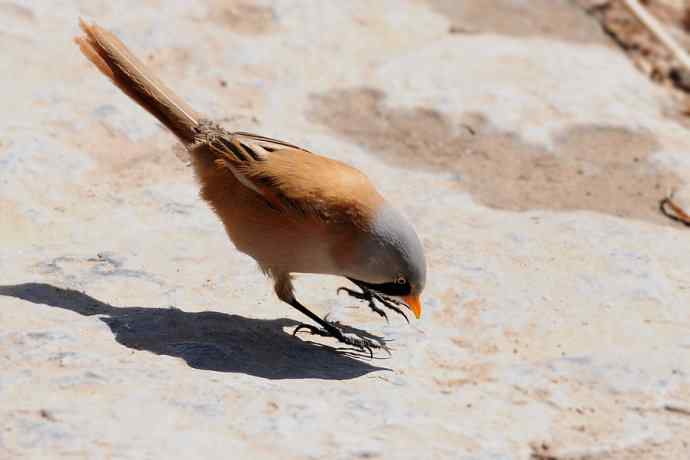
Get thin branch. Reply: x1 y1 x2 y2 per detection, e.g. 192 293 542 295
621 0 690 75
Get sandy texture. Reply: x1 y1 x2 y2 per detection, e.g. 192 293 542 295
2 1 690 459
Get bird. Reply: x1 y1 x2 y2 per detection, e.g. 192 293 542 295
74 19 427 355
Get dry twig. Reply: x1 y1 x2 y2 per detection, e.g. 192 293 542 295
621 0 690 76
659 191 690 226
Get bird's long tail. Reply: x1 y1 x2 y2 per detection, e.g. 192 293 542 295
74 19 200 144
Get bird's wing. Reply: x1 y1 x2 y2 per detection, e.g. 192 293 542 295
206 131 383 223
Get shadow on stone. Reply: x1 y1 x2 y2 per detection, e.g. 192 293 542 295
0 283 386 380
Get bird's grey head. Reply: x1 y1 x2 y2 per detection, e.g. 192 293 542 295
346 204 427 318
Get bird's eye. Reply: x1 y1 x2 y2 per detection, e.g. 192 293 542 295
395 275 407 285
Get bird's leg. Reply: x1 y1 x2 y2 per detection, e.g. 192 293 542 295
370 293 410 324
273 274 386 356
337 286 409 323
337 286 388 321
288 297 387 357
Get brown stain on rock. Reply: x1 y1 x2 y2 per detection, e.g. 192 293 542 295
146 47 193 74
0 2 35 23
207 1 276 35
73 122 188 196
427 0 611 45
309 87 680 225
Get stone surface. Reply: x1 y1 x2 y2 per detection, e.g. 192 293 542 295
2 1 690 458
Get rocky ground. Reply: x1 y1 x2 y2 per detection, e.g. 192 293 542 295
2 1 690 458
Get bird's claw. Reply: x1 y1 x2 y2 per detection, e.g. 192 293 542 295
293 323 330 338
368 302 389 322
338 286 409 323
338 286 389 322
373 294 409 324
293 322 388 357
337 286 366 300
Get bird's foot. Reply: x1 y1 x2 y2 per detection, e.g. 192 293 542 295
293 321 388 357
337 286 389 321
337 286 409 323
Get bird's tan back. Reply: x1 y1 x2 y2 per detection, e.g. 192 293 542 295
193 143 385 275
245 148 385 225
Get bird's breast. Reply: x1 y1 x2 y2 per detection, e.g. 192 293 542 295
194 165 344 275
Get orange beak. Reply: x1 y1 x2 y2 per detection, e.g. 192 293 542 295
403 294 422 319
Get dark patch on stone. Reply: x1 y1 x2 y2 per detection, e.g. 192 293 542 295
206 1 276 35
670 67 690 93
309 87 680 225
428 0 611 45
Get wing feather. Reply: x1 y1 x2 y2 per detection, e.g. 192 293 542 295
206 131 382 223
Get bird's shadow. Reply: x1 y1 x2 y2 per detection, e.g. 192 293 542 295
0 283 387 380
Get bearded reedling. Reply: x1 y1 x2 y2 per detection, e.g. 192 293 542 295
74 20 427 355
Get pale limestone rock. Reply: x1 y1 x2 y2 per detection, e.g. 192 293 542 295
1 1 689 459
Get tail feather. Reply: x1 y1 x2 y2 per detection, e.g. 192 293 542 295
75 19 200 143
